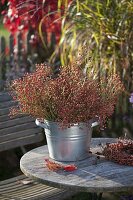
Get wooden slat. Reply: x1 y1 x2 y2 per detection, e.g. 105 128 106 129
0 122 38 135
0 133 44 152
2 184 52 195
0 103 18 116
0 175 26 186
0 107 11 116
0 37 6 82
0 91 44 151
0 175 76 200
0 195 11 200
0 116 36 129
9 34 14 63
0 114 26 122
0 128 42 142
0 114 12 122
0 92 12 102
0 100 17 109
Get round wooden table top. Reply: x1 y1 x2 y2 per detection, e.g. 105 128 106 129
20 138 133 193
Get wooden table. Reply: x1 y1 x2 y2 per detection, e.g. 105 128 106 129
20 138 133 200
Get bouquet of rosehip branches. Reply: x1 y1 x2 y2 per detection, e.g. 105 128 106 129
9 62 124 128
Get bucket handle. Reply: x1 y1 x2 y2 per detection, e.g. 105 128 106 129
91 121 99 128
90 118 99 128
35 119 49 129
35 118 99 129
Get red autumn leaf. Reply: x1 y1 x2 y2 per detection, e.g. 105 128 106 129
44 159 77 172
45 159 63 171
63 165 77 171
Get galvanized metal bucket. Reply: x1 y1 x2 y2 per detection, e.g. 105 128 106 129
35 119 98 162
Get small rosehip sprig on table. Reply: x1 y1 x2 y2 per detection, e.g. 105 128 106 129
45 159 77 172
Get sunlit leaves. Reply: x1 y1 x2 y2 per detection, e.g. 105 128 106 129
59 0 133 92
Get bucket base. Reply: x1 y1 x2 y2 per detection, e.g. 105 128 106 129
48 152 90 162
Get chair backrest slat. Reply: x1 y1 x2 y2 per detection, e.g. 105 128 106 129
0 100 17 109
0 128 40 142
0 92 12 102
0 121 37 135
0 91 44 152
0 116 37 130
0 133 43 152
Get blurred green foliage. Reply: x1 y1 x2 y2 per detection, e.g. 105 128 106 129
58 0 133 92
0 24 10 40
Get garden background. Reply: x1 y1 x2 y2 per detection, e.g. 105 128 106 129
0 0 133 200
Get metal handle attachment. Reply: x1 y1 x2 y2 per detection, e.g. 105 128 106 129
35 118 49 129
91 121 99 128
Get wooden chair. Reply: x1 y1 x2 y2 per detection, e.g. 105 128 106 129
0 91 76 200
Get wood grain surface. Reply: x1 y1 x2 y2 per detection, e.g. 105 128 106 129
20 138 133 193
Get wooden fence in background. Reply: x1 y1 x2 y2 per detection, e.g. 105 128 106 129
0 31 56 90
0 33 133 137
0 32 34 88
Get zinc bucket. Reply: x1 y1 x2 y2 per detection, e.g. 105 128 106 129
35 119 97 162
